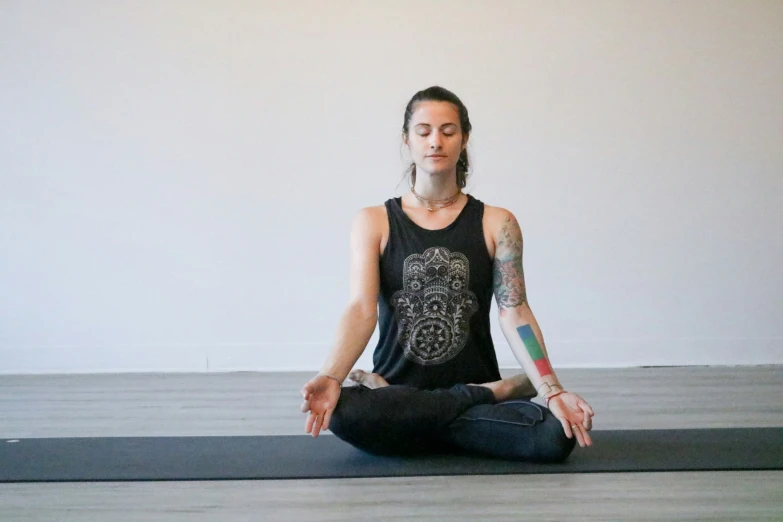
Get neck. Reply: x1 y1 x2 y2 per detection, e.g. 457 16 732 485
411 171 460 201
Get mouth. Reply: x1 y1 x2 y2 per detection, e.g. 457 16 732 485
427 155 447 159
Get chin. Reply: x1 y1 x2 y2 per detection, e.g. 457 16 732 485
418 165 454 177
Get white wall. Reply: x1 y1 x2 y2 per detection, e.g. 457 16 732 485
1 0 781 373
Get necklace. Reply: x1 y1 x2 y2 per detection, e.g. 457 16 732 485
410 186 463 212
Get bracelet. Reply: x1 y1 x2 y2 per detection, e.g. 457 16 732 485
317 372 343 387
544 390 566 408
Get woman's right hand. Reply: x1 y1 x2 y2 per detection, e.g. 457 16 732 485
300 374 342 437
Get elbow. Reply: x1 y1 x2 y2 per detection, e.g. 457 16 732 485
347 300 378 323
498 303 533 323
498 307 514 321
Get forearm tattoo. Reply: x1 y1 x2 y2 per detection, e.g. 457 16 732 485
515 325 562 395
516 324 553 379
492 215 528 308
536 381 564 396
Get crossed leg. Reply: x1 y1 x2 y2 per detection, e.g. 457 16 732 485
348 369 537 400
332 370 575 462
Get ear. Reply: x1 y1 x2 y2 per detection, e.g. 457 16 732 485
462 133 470 150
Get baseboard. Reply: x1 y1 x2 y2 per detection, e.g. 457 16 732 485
1 337 781 374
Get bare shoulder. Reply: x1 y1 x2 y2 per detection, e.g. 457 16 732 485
353 204 387 229
482 203 522 239
351 204 388 247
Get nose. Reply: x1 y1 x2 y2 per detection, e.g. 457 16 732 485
429 131 443 150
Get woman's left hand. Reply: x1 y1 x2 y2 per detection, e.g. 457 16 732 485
547 392 595 448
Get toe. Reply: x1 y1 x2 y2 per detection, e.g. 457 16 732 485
347 369 366 384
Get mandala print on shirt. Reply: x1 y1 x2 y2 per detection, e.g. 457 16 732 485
391 246 478 365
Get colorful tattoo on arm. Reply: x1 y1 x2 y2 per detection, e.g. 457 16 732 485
516 324 556 383
515 324 563 396
492 214 527 309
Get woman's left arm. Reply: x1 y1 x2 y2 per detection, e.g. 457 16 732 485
491 209 595 447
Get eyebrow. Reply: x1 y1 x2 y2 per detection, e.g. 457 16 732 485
414 123 459 129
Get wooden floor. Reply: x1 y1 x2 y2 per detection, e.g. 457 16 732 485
1 366 782 521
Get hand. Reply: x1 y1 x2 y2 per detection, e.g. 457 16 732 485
300 374 342 437
547 392 595 448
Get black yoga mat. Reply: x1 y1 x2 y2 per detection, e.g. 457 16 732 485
2 428 781 483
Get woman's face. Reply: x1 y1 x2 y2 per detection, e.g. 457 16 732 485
405 101 468 178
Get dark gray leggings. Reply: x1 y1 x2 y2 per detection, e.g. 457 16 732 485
328 383 576 462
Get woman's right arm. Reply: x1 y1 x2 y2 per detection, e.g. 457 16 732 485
301 207 382 437
319 206 382 379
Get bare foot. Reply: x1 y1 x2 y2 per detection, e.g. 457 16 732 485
476 373 537 402
347 369 390 390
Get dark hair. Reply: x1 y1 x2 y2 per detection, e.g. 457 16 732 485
402 86 472 189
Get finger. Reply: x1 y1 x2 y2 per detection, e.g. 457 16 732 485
300 399 310 413
559 418 573 439
305 412 315 434
582 428 593 447
581 412 592 431
581 401 595 417
322 407 333 432
578 403 594 426
572 424 587 448
312 412 324 438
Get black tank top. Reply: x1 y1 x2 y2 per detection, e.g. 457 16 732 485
371 194 501 390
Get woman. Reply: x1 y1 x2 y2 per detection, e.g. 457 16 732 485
300 86 595 461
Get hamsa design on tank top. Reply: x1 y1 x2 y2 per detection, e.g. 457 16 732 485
391 246 478 365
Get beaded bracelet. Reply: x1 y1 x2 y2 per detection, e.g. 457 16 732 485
544 390 566 408
317 372 343 387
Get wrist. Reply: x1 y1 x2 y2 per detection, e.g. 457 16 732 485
544 390 566 408
317 372 343 387
536 382 564 399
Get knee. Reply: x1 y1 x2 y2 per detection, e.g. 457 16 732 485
327 387 398 455
531 413 577 463
327 387 363 440
328 386 431 456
